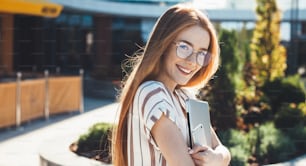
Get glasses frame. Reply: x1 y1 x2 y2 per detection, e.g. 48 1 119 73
173 41 211 67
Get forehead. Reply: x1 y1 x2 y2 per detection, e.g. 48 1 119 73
175 25 210 49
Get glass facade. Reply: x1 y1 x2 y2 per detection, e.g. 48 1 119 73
2 0 305 79
11 14 94 75
112 17 143 66
54 14 94 74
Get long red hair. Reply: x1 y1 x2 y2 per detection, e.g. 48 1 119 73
112 3 220 166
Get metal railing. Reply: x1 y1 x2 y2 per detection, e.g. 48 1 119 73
0 69 84 128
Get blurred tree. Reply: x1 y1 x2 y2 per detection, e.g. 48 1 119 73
235 0 288 130
249 0 287 86
198 29 244 130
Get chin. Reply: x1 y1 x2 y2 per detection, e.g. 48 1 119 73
177 79 190 86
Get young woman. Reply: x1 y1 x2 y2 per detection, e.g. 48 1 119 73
112 3 231 166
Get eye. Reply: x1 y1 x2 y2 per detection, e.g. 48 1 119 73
178 42 191 51
198 50 208 57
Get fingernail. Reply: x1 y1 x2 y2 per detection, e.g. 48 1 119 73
188 150 194 154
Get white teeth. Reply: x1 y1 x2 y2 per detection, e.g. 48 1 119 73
178 65 192 74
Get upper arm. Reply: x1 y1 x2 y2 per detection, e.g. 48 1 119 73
210 126 232 164
210 126 222 149
151 115 195 166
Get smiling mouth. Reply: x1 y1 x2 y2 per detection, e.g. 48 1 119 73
176 64 193 75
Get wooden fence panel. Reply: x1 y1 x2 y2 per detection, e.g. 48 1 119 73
0 82 16 128
20 79 45 122
49 76 81 114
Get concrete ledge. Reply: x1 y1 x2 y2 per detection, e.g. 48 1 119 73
264 154 306 166
39 136 107 166
38 103 118 166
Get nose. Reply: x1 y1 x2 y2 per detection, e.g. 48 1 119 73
185 52 198 65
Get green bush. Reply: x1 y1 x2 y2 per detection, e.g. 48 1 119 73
274 103 304 130
219 122 298 165
219 129 251 166
298 102 306 124
285 124 306 156
273 100 306 158
262 75 306 114
76 122 113 163
248 122 296 164
229 146 250 166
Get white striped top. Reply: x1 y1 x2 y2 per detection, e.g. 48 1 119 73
127 81 193 166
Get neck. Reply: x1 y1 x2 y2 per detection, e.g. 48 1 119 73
155 77 177 92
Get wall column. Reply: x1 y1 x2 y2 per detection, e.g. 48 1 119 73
0 13 14 73
93 15 112 79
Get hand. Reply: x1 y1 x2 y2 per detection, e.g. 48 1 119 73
188 144 224 166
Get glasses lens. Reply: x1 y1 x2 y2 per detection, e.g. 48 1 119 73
197 51 211 66
175 41 211 66
176 42 192 59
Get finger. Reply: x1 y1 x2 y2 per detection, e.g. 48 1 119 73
192 158 204 166
191 151 207 160
189 144 209 154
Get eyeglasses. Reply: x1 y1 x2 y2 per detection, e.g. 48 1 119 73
174 41 211 67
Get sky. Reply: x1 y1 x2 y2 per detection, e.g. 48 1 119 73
193 0 227 9
192 0 304 41
193 0 306 10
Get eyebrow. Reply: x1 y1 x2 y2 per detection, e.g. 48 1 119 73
179 39 208 51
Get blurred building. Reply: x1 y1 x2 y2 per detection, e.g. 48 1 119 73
0 0 305 80
0 0 62 77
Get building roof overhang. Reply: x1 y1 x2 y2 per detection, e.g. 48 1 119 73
51 0 306 22
0 0 63 18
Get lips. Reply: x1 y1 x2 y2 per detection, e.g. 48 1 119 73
176 64 193 75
